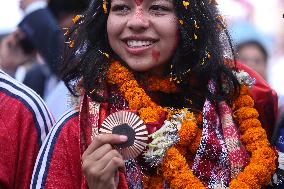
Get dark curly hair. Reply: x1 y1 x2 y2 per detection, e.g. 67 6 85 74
61 0 239 108
48 0 91 20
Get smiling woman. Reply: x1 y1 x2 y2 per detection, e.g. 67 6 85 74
107 0 178 73
30 0 278 188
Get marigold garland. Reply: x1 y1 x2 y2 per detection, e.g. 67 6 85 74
240 85 249 95
178 120 198 146
146 76 178 93
106 62 276 188
107 61 163 123
233 107 259 124
233 94 254 109
142 174 164 189
236 172 260 189
239 118 261 133
244 163 272 185
175 145 187 157
162 148 205 188
246 139 270 153
229 86 276 188
229 179 250 189
241 127 267 144
188 128 203 154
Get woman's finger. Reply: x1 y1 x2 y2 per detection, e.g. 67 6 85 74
89 143 113 161
83 134 127 159
94 149 123 171
101 156 125 182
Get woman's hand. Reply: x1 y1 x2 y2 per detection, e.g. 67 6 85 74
82 134 127 189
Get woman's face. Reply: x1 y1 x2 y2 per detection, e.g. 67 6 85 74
237 45 267 80
107 0 179 74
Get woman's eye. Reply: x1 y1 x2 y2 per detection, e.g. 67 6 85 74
149 5 171 12
111 5 130 14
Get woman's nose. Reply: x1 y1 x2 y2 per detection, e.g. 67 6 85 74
126 8 150 32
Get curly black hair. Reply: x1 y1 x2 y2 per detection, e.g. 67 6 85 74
61 0 239 108
48 0 91 20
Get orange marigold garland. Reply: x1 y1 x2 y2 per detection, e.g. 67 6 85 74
142 174 164 189
240 85 249 95
239 118 261 133
229 179 250 189
178 120 198 146
106 62 276 188
233 107 259 124
229 85 276 188
162 148 205 189
241 127 267 145
107 61 163 123
146 76 178 93
245 140 270 153
245 163 272 185
188 128 203 154
233 94 254 109
236 172 260 189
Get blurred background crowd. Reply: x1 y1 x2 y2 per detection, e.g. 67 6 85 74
218 0 284 113
0 0 283 118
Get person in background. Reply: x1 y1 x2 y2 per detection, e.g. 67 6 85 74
236 40 268 81
17 0 63 99
18 0 90 77
19 0 64 76
0 69 54 188
236 40 278 142
18 0 90 118
45 0 91 120
0 29 36 80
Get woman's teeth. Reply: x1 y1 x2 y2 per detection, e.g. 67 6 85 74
127 40 154 48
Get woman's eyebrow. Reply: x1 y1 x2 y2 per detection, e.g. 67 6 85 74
152 0 173 3
111 0 129 3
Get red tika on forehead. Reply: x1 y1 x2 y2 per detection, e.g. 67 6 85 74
135 0 143 6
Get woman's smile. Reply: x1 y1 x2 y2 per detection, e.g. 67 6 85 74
122 36 159 55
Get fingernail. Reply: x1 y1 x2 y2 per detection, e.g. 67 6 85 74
119 135 128 141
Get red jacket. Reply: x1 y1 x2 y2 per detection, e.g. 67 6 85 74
0 71 54 188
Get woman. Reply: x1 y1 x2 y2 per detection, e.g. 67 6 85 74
30 0 277 188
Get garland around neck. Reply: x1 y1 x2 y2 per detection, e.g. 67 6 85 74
106 61 276 188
